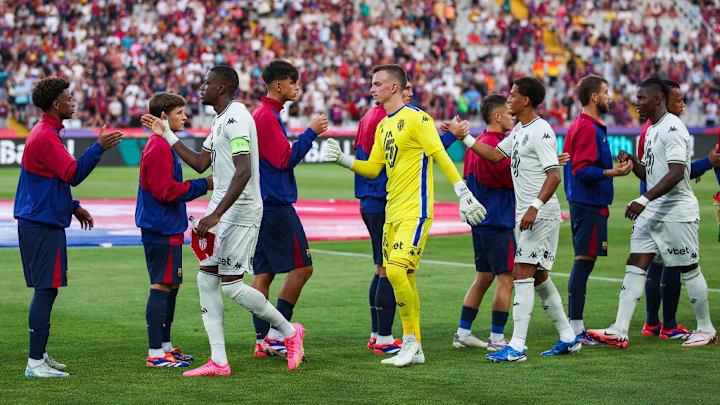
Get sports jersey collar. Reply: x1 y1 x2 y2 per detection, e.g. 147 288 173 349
41 113 64 133
261 97 284 113
521 116 540 128
386 104 406 118
650 112 669 127
216 100 238 118
483 130 506 140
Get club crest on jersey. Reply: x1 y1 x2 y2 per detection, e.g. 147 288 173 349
522 134 529 145
397 119 405 132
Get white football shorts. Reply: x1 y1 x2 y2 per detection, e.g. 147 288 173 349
514 218 561 271
630 216 699 267
199 222 259 276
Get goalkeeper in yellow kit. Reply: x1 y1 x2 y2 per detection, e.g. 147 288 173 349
324 64 487 367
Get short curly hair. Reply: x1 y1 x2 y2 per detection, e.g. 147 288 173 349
149 92 186 118
32 77 70 111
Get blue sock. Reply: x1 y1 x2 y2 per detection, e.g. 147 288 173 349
459 306 478 331
163 288 178 344
645 262 663 326
369 274 380 335
375 276 396 336
146 289 169 351
661 266 682 330
568 259 594 320
268 298 295 335
491 310 509 334
28 288 57 360
252 314 271 341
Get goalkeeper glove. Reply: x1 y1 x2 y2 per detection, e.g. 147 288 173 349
323 138 354 169
454 181 486 226
162 119 179 146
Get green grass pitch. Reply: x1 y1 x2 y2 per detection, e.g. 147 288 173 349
0 163 719 404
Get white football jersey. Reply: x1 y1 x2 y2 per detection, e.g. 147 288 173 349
202 101 262 225
640 113 699 222
497 117 561 222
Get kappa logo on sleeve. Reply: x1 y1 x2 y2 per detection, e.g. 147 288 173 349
227 118 237 125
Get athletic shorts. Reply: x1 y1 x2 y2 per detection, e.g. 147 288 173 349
254 205 312 275
200 222 259 276
514 218 561 271
630 216 699 267
570 204 608 257
19 226 68 289
472 230 515 275
361 211 385 266
382 217 433 270
144 234 184 285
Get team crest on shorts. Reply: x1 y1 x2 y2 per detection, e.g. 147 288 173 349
397 119 405 132
306 249 312 259
178 267 183 277
602 241 608 250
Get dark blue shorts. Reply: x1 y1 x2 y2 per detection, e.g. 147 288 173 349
254 205 312 275
472 230 515 275
361 211 385 266
570 204 608 257
19 226 68 289
143 234 184 285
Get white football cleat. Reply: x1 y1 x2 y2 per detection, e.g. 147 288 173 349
682 330 719 347
412 350 425 364
44 354 67 370
381 335 420 367
25 362 69 378
453 333 488 348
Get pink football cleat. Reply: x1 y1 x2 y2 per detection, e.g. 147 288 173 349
182 358 231 376
285 323 305 371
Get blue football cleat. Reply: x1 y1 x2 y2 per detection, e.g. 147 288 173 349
576 331 599 346
168 348 194 361
541 337 582 356
486 345 527 362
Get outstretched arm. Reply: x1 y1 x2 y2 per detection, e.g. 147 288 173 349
458 134 506 163
196 153 250 237
141 114 212 173
324 138 384 178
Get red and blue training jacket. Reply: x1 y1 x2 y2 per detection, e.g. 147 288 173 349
563 113 613 215
14 114 105 228
252 97 317 211
464 130 515 234
135 134 208 243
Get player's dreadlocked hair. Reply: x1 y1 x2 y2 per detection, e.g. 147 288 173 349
513 76 546 108
31 77 69 111
639 77 669 102
261 60 299 85
480 94 508 124
149 92 186 118
371 64 407 91
210 65 240 94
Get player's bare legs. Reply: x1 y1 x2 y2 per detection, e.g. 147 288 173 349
278 265 313 304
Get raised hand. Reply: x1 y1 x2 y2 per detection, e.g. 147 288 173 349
97 124 123 149
323 138 353 168
141 114 165 136
310 113 329 134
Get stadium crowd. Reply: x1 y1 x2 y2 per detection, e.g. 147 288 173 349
0 0 719 129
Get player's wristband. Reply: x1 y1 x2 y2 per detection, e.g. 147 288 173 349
461 135 476 149
162 119 179 146
530 198 544 210
631 195 650 207
338 154 354 169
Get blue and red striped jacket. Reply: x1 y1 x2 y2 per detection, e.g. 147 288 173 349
563 113 613 214
464 130 515 234
252 97 317 210
354 105 388 213
135 134 208 243
14 114 105 228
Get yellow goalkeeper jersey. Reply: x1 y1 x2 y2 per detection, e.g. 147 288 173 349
367 104 445 223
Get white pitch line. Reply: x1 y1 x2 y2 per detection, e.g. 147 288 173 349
312 248 720 293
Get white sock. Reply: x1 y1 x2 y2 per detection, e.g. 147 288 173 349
376 335 394 346
569 319 585 336
535 278 575 343
198 270 227 365
509 278 535 351
148 348 165 358
682 267 716 333
416 342 423 353
614 265 647 336
28 358 44 368
162 342 173 352
456 327 471 338
370 332 378 339
221 279 296 338
267 328 284 341
489 332 505 343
